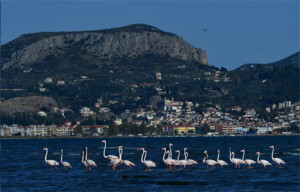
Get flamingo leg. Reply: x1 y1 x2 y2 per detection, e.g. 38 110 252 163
55 166 59 170
112 165 116 170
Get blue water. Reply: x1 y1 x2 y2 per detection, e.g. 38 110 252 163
1 136 300 191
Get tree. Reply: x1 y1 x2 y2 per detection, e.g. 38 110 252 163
288 123 299 133
220 67 228 72
107 123 118 136
73 125 83 135
202 123 211 135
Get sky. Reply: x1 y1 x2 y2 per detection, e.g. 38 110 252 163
1 0 299 70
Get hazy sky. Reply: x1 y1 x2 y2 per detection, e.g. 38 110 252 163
1 0 299 69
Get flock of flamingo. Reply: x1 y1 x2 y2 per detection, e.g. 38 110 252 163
43 140 286 171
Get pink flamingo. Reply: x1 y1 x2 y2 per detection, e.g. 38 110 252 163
140 148 156 170
109 146 123 170
119 146 135 168
229 147 245 168
240 149 256 168
216 149 228 168
43 148 59 170
269 146 286 167
85 147 97 171
167 143 176 168
161 147 169 167
102 140 119 161
60 149 72 170
185 148 198 166
203 151 217 168
256 151 272 168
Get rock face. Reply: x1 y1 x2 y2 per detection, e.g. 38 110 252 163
1 24 208 70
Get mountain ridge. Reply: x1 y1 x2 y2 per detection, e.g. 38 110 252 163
1 24 208 70
237 51 300 70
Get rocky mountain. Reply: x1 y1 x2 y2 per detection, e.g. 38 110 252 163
0 24 299 124
1 24 207 70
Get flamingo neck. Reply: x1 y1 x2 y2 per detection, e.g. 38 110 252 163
184 152 188 161
82 152 84 163
203 153 207 163
119 148 123 160
169 145 172 158
185 152 189 159
176 151 180 161
61 150 63 162
103 141 107 158
141 150 145 163
144 151 147 162
271 147 274 160
85 148 88 161
162 149 166 161
242 151 245 161
217 151 220 161
229 149 232 160
257 153 260 163
44 149 48 163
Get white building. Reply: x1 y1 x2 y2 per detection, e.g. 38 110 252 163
79 107 94 116
44 78 53 83
37 111 47 117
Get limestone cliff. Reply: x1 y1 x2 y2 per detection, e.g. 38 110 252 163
1 24 208 70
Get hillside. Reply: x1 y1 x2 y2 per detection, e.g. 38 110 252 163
238 51 300 70
0 24 299 124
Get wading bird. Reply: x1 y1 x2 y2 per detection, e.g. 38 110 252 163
269 146 286 167
60 149 72 170
256 151 272 168
119 146 135 168
216 149 228 168
240 149 256 168
85 147 97 171
140 148 156 170
203 151 217 168
43 148 59 170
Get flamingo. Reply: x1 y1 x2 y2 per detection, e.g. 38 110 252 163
203 151 217 168
119 146 135 168
256 151 272 168
60 149 72 170
229 147 245 168
43 148 59 170
109 146 123 170
161 147 169 167
140 148 156 169
185 148 198 166
269 146 286 167
167 143 176 167
102 140 119 161
180 148 190 168
174 150 181 167
216 149 228 168
81 151 88 170
175 150 189 168
85 147 97 171
240 149 256 168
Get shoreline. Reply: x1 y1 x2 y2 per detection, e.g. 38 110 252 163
1 134 299 139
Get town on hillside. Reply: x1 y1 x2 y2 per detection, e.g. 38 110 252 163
1 97 299 137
